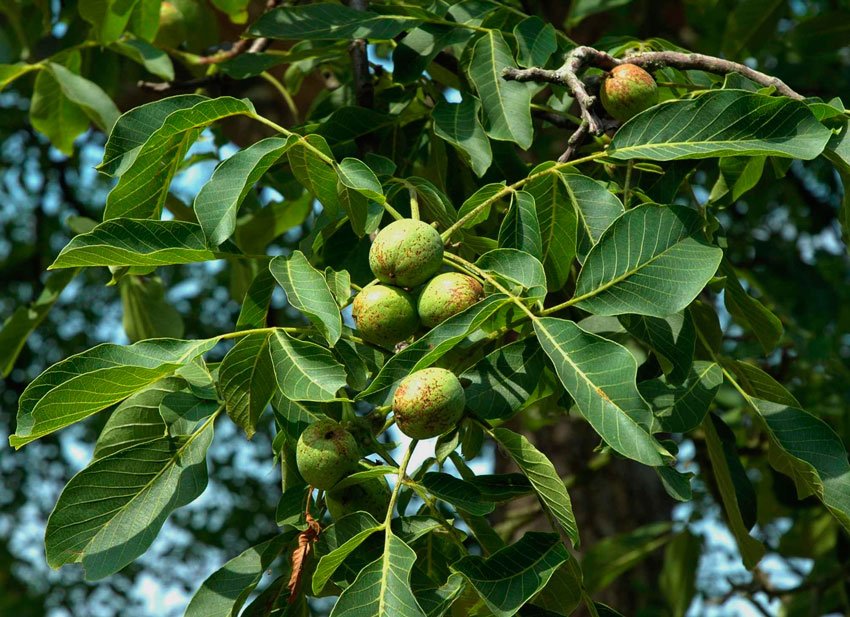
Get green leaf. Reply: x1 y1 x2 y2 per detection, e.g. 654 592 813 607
269 251 342 345
659 530 700 617
609 90 833 161
620 312 695 384
324 267 352 308
432 98 493 177
337 157 384 235
329 533 425 617
574 204 723 317
415 573 466 617
727 361 850 534
219 334 275 439
457 182 506 228
469 474 534 502
338 157 384 202
287 133 341 216
312 512 383 594
236 268 276 330
120 275 184 342
195 136 296 246
513 16 557 68
104 97 256 220
79 0 137 44
0 268 77 377
11 338 216 448
558 169 625 262
491 428 579 545
358 294 510 399
185 534 292 617
477 248 547 302
656 466 694 502
721 260 783 353
534 317 670 466
498 190 543 262
44 414 216 580
702 413 765 569
0 62 40 91
30 66 89 155
100 94 207 176
468 30 534 149
269 329 347 401
566 0 634 26
50 219 217 269
45 63 120 132
393 24 471 84
452 532 570 617
708 156 766 203
250 3 421 40
524 166 578 289
421 472 495 516
462 339 546 421
722 0 784 57
582 522 671 593
92 378 180 460
110 38 175 80
640 361 723 433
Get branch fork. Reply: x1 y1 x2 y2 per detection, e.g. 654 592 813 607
503 45 804 161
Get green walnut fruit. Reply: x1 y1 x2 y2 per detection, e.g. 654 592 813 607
352 285 419 349
369 219 444 288
417 272 484 328
296 420 361 489
393 368 465 439
600 63 658 122
326 477 391 520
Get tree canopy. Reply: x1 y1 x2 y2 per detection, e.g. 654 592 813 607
2 1 850 616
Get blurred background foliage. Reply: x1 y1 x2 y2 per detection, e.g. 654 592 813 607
1 0 850 616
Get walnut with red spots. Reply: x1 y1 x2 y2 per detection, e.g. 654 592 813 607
393 368 465 439
600 64 658 122
296 420 361 489
352 284 419 349
368 219 444 288
417 272 484 328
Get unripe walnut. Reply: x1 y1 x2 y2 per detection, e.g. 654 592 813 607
369 219 444 288
417 272 484 328
296 420 361 489
393 368 465 439
326 477 391 520
352 285 419 349
600 64 658 122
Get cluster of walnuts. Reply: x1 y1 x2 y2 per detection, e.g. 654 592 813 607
294 219 483 519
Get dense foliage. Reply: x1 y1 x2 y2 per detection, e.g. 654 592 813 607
2 1 850 616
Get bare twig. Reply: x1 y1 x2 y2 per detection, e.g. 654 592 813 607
137 76 215 92
197 0 281 65
503 45 805 146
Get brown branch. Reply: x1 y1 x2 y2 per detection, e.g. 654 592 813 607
347 0 374 109
503 45 806 145
197 0 281 65
137 76 215 92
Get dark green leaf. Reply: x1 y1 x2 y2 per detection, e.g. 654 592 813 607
574 205 722 317
498 191 543 262
640 361 722 433
269 251 342 345
513 16 557 68
421 472 495 516
491 428 579 545
195 136 296 246
11 338 216 448
534 317 670 466
269 329 347 401
609 90 832 161
219 334 275 438
432 98 493 177
50 219 217 269
452 532 570 617
250 3 420 40
582 522 671 593
468 30 534 149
